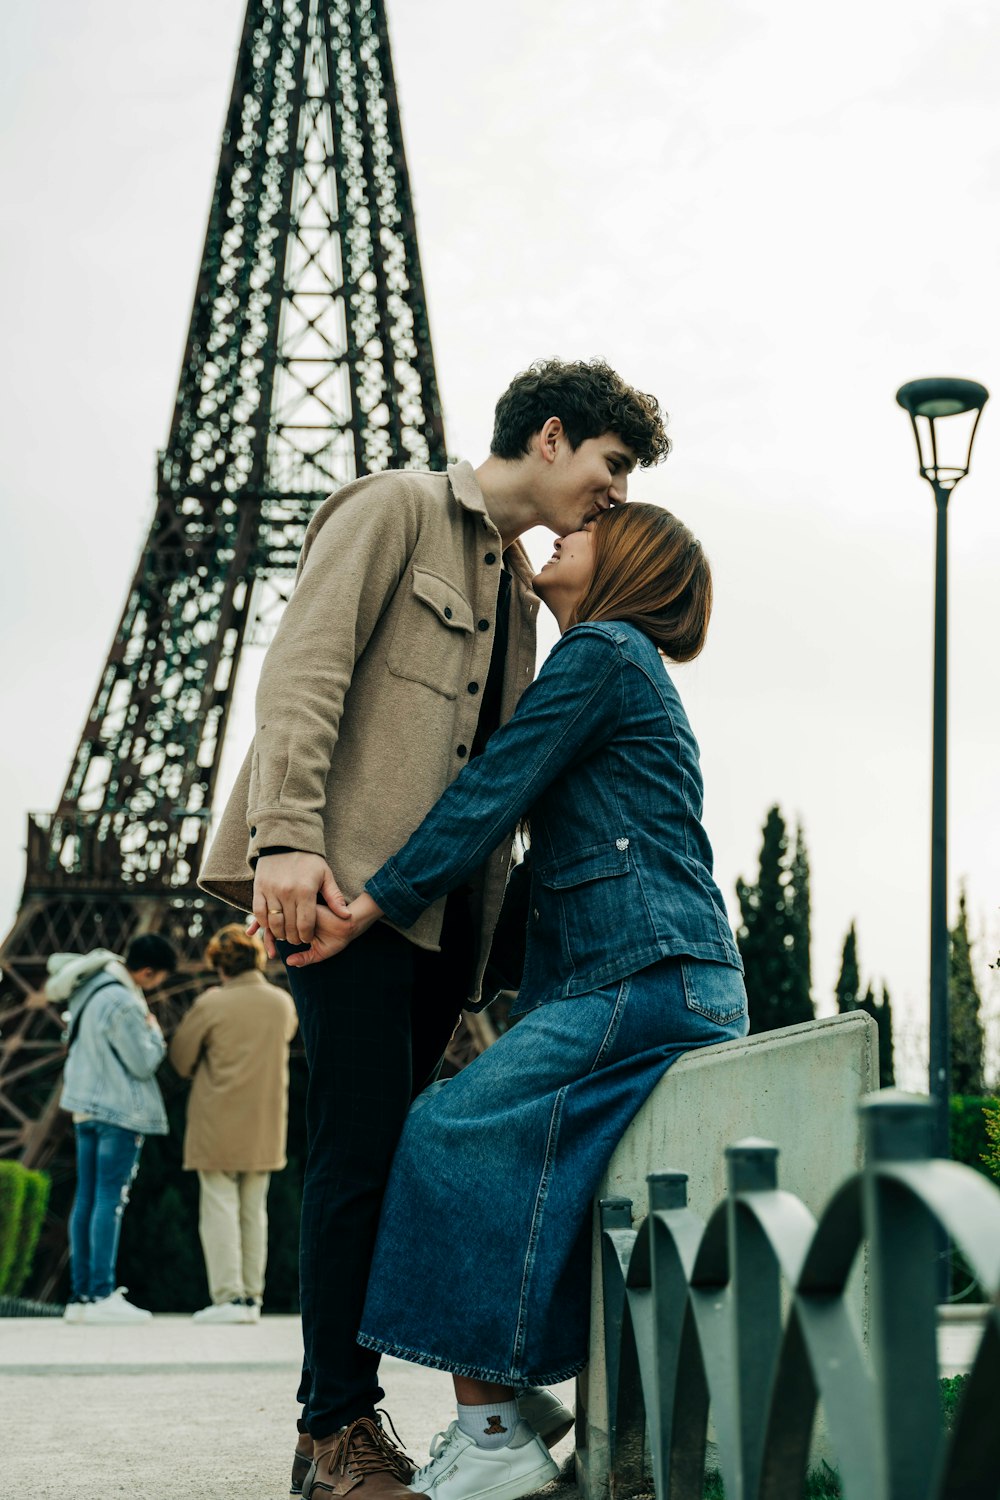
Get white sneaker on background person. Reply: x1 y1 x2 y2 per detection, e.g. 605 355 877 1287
411 1419 558 1500
61 1299 89 1324
191 1297 256 1324
79 1287 152 1324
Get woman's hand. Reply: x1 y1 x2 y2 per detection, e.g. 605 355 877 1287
283 892 385 969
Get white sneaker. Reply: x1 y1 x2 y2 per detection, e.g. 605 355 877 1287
411 1419 558 1500
515 1388 574 1448
191 1298 256 1324
62 1300 89 1324
79 1288 152 1324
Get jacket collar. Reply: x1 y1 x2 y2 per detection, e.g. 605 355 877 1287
447 460 488 518
447 461 539 598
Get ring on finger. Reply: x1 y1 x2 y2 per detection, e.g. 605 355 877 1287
268 908 285 919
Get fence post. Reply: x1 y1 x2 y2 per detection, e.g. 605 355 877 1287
599 1195 635 1480
726 1139 782 1500
861 1093 942 1497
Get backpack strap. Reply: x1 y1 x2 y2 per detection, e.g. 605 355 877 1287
64 976 121 1051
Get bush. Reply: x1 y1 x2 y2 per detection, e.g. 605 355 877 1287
0 1161 28 1294
949 1096 995 1178
981 1099 1000 1184
947 1097 996 1300
115 1085 209 1312
0 1161 50 1297
5 1168 50 1298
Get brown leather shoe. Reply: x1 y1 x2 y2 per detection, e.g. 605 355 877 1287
303 1415 415 1500
292 1431 315 1497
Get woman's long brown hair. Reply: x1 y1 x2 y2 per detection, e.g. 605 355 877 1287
569 503 713 661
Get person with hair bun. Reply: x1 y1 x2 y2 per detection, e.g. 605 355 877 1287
169 924 297 1324
277 502 748 1500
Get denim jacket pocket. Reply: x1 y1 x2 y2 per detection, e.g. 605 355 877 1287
537 842 634 979
538 841 631 889
680 958 748 1025
387 567 473 699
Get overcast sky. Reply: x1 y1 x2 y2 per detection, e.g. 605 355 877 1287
1 0 998 1086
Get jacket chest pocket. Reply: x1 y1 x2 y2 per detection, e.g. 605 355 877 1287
386 567 474 699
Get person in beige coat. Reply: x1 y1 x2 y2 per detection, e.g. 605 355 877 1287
169 925 298 1325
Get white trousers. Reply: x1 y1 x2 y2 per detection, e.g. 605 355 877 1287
197 1169 271 1305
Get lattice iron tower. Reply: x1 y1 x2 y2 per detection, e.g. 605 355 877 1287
0 1 490 1190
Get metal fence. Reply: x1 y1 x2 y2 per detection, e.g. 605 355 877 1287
599 1092 1000 1499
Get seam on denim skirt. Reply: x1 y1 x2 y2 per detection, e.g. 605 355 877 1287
589 974 631 1074
511 1085 566 1369
356 1331 586 1388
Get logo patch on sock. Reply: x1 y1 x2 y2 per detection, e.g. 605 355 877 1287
484 1416 508 1435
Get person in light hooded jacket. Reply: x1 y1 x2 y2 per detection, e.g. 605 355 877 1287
50 932 177 1323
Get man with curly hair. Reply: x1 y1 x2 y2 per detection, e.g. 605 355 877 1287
199 358 669 1500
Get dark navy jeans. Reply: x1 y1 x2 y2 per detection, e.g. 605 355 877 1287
69 1119 144 1301
281 896 473 1438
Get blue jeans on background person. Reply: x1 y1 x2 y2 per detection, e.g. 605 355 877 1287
69 1119 144 1302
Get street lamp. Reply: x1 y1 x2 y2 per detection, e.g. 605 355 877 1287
895 376 989 1166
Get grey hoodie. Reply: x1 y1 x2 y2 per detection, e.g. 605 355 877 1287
51 950 168 1135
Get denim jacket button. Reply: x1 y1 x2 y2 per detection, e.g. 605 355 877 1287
615 837 630 850
533 908 540 921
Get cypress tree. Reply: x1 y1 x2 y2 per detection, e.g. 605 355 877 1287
878 983 895 1087
835 924 860 1013
950 889 985 1095
834 928 895 1086
790 826 813 1015
736 806 814 1033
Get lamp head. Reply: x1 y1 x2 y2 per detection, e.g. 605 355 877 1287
896 376 989 493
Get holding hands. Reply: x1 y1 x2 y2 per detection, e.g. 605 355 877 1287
249 850 382 966
283 892 382 967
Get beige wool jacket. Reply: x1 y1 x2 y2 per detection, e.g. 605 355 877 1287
199 462 539 1004
169 970 298 1172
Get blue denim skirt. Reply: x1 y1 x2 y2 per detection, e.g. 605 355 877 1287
357 955 748 1386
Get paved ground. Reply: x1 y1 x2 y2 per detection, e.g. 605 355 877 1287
0 1315 578 1500
0 1306 983 1498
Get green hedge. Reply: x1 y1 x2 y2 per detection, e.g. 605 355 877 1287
949 1095 995 1178
0 1161 51 1296
948 1097 996 1300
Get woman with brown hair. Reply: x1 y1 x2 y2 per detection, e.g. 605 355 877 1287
169 924 297 1324
274 503 746 1500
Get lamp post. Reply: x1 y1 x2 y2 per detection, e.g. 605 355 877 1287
895 377 989 1168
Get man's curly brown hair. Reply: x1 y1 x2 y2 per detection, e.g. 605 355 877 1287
490 358 671 468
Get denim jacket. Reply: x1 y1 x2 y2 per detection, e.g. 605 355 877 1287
51 951 168 1135
367 621 742 1011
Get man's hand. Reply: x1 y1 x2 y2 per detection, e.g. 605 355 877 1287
251 852 350 955
285 892 384 969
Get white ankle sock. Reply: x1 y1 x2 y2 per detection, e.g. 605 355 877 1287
456 1400 520 1449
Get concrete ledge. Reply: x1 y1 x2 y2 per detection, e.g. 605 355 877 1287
576 1011 878 1500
